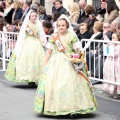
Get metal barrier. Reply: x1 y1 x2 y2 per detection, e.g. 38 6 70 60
0 31 51 71
1 32 120 86
81 39 120 86
0 32 19 71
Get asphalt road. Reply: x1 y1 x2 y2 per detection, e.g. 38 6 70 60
0 71 120 120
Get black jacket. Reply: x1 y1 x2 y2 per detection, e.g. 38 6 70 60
52 4 58 14
5 8 23 24
39 14 50 21
78 31 92 48
21 8 30 21
77 11 86 24
53 6 67 15
85 32 103 52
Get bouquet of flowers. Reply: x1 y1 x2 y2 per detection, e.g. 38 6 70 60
69 52 85 64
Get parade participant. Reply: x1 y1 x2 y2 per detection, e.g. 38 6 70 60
5 10 47 87
103 32 120 99
34 14 97 118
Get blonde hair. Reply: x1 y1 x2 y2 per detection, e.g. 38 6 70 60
6 0 13 5
14 1 23 9
69 2 80 15
94 21 103 32
39 6 46 14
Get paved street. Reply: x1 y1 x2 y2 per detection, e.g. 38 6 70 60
0 71 120 120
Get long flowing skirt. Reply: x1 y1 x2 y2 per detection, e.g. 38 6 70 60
5 36 45 82
34 52 97 116
103 58 120 94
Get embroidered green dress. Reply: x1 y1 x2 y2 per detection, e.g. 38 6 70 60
5 22 45 82
34 31 97 116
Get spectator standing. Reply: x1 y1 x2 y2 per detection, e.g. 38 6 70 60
77 0 86 24
104 0 119 23
96 0 106 22
4 0 13 16
51 0 57 14
0 0 23 24
54 0 67 15
38 6 49 21
68 2 80 24
21 0 31 21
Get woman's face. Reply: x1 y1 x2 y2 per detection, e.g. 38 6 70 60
5 1 10 7
14 2 19 10
29 12 37 23
101 2 107 9
80 25 87 34
57 20 68 34
112 33 118 41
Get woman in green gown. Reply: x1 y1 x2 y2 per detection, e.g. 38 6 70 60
5 10 46 87
34 15 97 117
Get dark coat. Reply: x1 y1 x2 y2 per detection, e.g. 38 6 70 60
53 6 67 15
78 31 92 48
5 8 23 24
21 8 30 21
93 31 112 79
39 14 50 21
52 4 58 14
77 11 86 24
89 32 103 51
97 8 106 18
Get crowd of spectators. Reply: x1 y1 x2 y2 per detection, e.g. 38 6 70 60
0 0 120 87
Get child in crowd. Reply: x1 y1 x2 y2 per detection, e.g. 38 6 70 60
12 20 23 32
103 32 120 98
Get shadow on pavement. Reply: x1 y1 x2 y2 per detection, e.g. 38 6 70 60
35 113 97 119
11 84 37 89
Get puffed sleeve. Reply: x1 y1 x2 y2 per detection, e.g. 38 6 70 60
72 35 82 50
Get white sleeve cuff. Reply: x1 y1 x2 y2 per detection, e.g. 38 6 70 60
73 41 81 49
